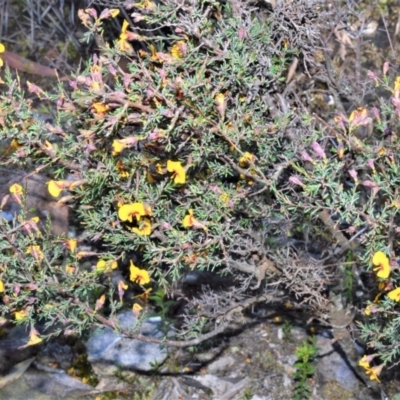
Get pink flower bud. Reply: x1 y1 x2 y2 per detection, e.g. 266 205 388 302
311 142 326 159
348 169 358 182
367 70 378 81
383 61 390 76
301 151 314 163
289 176 304 187
366 159 375 171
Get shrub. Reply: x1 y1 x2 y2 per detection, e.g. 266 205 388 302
1 0 398 384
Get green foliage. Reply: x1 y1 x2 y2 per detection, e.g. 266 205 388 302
292 336 318 400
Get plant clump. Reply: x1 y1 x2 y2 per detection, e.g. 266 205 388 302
1 0 400 389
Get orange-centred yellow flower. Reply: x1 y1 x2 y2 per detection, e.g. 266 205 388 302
387 287 400 302
372 251 390 279
167 160 186 184
129 261 150 285
118 203 146 222
132 217 152 236
365 364 383 382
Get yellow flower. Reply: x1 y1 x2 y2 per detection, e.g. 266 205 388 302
112 136 142 156
118 202 146 223
112 140 126 156
96 259 118 272
117 20 133 53
26 329 43 347
66 238 77 253
116 160 129 178
65 265 75 274
170 41 186 58
372 251 390 279
132 217 152 236
135 0 156 10
387 287 400 302
0 43 5 67
394 76 400 96
359 355 370 369
129 261 150 285
92 102 109 115
132 303 143 317
239 152 255 167
365 364 383 382
26 245 44 263
182 209 207 230
47 180 67 197
364 304 374 316
135 288 152 301
9 183 23 195
183 209 197 228
15 309 29 320
0 280 4 293
167 160 186 184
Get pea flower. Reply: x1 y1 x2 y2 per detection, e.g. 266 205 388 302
25 328 43 347
167 160 186 184
372 251 390 279
118 203 146 223
117 20 133 53
112 136 141 156
365 364 383 382
9 183 23 205
65 238 77 253
182 209 207 230
359 354 377 369
215 93 227 119
129 261 150 285
132 217 152 236
239 152 255 167
95 294 106 312
348 107 372 130
170 41 187 58
387 287 400 302
9 183 23 195
92 102 109 116
47 179 84 198
97 259 118 272
132 303 143 317
15 309 29 321
118 280 128 301
26 245 44 264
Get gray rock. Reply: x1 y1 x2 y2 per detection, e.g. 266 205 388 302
86 311 170 374
316 331 362 391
